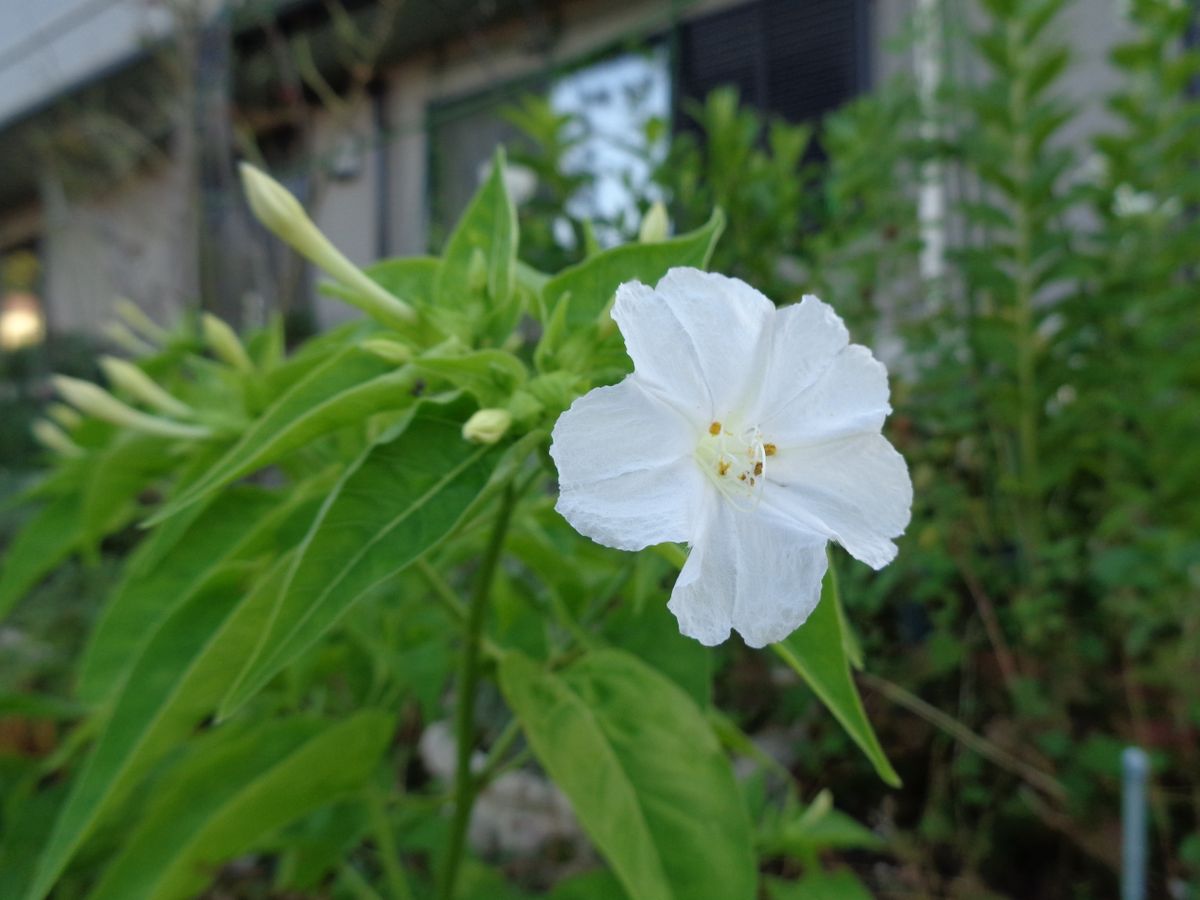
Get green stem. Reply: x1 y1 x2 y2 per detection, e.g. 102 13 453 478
860 671 1066 801
338 862 386 900
438 484 517 900
416 558 503 661
366 789 414 900
474 718 523 789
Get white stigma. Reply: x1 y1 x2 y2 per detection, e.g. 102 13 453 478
694 420 775 509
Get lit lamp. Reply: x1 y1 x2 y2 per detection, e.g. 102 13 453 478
0 291 46 350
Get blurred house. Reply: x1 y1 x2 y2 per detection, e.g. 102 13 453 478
0 0 1130 344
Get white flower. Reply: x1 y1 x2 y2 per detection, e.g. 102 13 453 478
549 268 912 648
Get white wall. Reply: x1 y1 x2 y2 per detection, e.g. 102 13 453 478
0 0 173 129
41 154 195 335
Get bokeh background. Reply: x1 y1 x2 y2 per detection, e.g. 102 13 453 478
1 0 1198 897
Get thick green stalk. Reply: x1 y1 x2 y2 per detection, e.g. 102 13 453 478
438 485 517 900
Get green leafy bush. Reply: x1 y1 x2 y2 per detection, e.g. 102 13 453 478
0 147 892 899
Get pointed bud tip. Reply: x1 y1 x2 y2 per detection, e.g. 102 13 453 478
239 162 308 237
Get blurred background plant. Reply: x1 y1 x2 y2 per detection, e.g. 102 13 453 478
1 0 1199 897
506 0 1200 894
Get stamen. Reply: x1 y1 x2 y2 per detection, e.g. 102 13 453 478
694 421 772 510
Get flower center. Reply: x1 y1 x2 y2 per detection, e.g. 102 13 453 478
694 421 776 508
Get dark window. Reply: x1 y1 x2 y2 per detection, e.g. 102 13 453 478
676 0 868 126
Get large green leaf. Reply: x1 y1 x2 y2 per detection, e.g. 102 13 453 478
500 649 757 900
79 432 179 559
541 209 725 332
87 711 393 900
0 494 83 620
76 479 329 706
434 147 519 341
366 255 440 305
219 399 505 716
0 779 68 900
24 555 293 900
765 871 872 900
147 347 417 525
772 566 900 787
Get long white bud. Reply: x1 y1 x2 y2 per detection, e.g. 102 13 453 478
99 356 193 418
239 163 415 327
53 375 211 441
47 403 82 430
114 298 169 344
103 321 156 356
31 420 83 457
361 339 413 364
201 314 255 374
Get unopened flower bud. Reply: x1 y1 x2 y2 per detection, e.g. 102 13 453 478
53 375 211 441
638 201 670 244
31 419 83 457
462 408 512 445
100 355 192 418
103 321 156 356
114 298 168 344
201 314 255 373
239 163 415 327
361 339 413 364
47 403 82 430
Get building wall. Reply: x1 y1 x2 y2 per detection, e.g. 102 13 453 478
0 0 1142 337
309 0 694 329
40 153 195 335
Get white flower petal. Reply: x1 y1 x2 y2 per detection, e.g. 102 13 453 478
749 295 849 421
669 498 829 648
612 268 773 425
763 433 912 569
550 377 704 551
758 344 891 446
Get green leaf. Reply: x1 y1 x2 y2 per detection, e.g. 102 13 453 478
76 479 330 706
147 347 416 525
24 555 294 900
87 711 393 900
541 209 725 333
415 348 528 407
765 870 873 900
772 566 900 787
500 649 756 900
548 870 629 900
79 433 178 559
365 255 441 306
219 398 505 716
434 147 519 341
0 494 83 620
0 779 68 900
759 791 884 859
